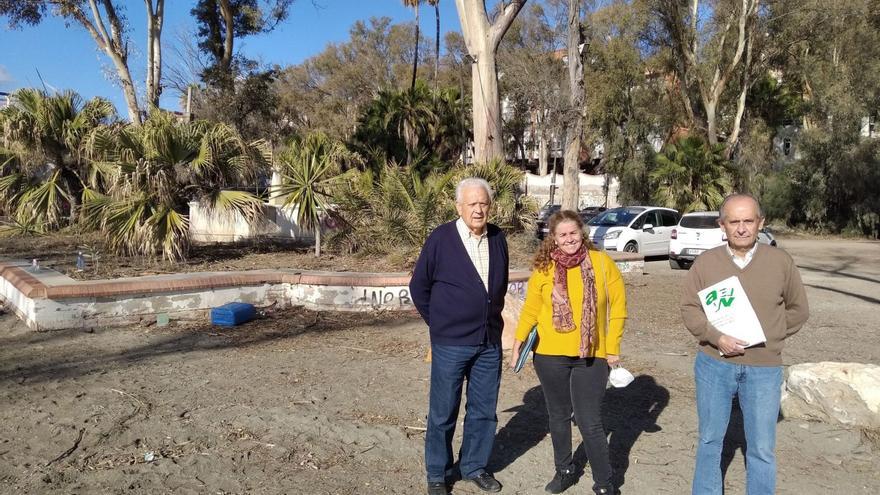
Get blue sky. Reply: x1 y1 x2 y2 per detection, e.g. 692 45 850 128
0 0 462 115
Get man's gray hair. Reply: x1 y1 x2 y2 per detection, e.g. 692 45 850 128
718 193 764 221
455 177 494 203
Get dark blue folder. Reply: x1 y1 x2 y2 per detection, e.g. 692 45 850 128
514 325 538 373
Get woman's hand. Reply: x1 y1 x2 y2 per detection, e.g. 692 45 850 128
606 354 620 367
509 340 523 370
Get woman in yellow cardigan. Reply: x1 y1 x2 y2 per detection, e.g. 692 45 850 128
511 210 627 495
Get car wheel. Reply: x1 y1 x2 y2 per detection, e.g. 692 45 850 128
623 241 638 253
669 259 683 270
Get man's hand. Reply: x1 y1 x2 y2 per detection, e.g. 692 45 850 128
718 335 748 356
509 340 522 369
606 354 620 367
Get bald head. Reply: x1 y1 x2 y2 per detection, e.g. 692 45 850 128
718 194 765 255
719 194 763 222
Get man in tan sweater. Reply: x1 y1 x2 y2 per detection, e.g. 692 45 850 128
681 194 809 495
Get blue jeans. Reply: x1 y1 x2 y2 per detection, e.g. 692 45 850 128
426 342 502 482
693 351 783 495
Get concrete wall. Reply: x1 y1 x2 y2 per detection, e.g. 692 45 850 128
523 172 620 208
189 201 314 243
0 254 643 332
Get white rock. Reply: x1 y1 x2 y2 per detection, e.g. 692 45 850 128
782 362 880 430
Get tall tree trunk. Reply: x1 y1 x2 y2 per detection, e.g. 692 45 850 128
694 0 758 146
538 129 549 176
68 0 142 123
727 30 753 158
314 225 322 257
219 0 234 74
145 0 165 111
454 0 526 163
470 54 504 162
433 2 441 90
411 1 420 90
562 0 584 211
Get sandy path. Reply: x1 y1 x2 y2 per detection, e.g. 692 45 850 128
0 238 877 494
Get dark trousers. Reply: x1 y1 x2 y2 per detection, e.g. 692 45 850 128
534 353 613 491
425 342 502 482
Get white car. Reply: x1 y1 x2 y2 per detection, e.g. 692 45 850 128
587 206 681 256
668 211 778 269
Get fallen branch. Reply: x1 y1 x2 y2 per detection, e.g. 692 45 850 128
46 428 85 466
403 425 427 431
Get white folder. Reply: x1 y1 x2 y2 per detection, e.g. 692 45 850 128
697 275 766 347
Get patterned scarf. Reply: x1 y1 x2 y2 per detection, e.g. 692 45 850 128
550 245 598 358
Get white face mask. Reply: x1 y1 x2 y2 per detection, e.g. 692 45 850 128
608 366 635 388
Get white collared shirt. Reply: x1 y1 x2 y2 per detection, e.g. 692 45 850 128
726 242 759 269
455 218 490 291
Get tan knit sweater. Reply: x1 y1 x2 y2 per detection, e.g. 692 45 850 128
681 244 810 366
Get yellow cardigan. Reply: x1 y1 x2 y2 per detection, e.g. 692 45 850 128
514 249 627 358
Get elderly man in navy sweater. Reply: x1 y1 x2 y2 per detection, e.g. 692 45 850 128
410 177 510 495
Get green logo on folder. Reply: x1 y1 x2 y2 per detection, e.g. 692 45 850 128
705 288 735 312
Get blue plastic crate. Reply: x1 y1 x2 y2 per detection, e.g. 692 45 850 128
211 302 256 326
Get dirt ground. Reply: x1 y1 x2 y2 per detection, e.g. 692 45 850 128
0 231 539 279
0 237 878 494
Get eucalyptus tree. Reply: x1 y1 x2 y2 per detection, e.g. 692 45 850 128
648 0 762 150
498 1 567 176
560 0 585 210
453 0 527 162
0 1 168 123
747 0 880 235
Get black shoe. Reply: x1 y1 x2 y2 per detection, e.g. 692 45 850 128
545 468 577 494
594 487 619 495
465 472 502 493
427 481 447 495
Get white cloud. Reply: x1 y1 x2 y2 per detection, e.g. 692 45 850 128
0 65 12 84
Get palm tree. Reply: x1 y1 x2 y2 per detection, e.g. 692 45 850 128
403 0 422 90
82 112 270 261
0 88 115 227
456 160 537 231
274 132 354 257
650 135 734 213
385 82 437 166
428 87 470 164
428 0 440 88
329 164 456 254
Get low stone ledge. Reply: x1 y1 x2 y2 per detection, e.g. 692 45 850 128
0 262 47 298
0 253 645 331
44 270 294 299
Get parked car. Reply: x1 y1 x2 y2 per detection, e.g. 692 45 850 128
535 205 607 239
668 211 778 269
586 206 680 255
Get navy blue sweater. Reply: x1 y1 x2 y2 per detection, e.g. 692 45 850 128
409 221 509 346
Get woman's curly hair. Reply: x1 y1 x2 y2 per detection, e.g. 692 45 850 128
533 209 597 272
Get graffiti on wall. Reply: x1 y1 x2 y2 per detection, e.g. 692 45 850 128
507 281 527 301
354 287 413 309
